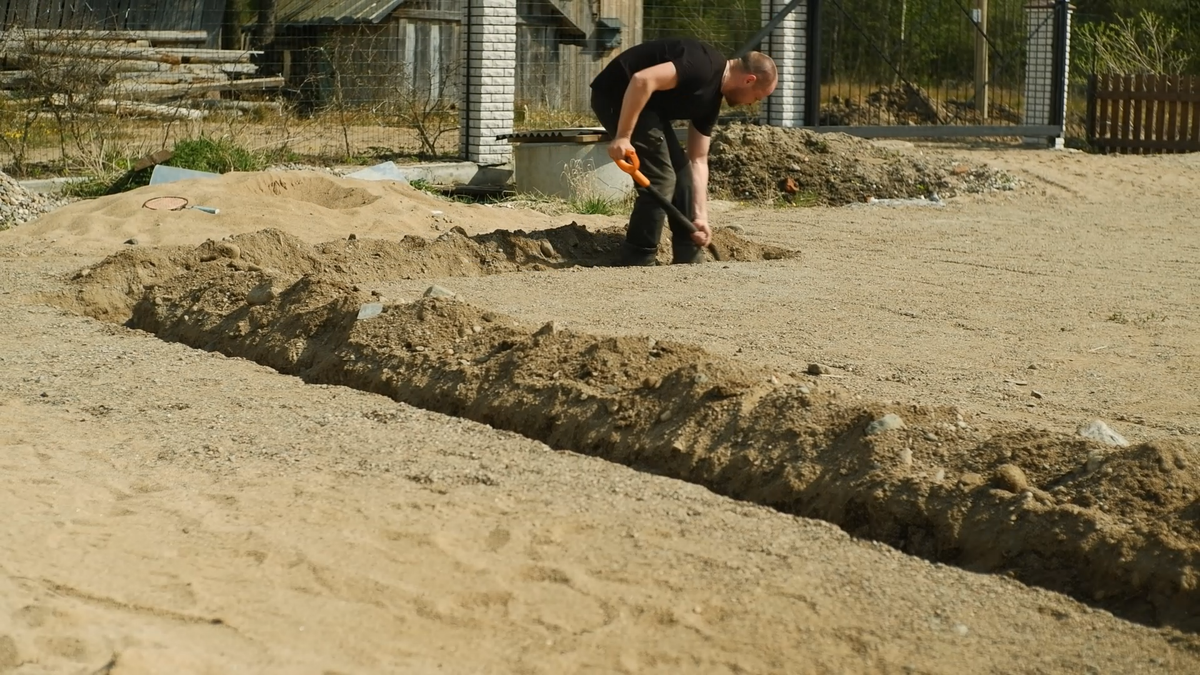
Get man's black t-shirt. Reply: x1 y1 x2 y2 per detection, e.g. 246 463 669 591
590 38 727 136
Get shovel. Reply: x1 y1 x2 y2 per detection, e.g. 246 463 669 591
614 150 696 234
614 150 719 261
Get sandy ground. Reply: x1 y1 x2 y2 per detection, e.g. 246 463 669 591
1 143 1198 674
376 147 1200 448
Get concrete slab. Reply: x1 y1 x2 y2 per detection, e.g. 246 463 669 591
336 161 512 187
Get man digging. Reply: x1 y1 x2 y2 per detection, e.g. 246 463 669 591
590 38 778 266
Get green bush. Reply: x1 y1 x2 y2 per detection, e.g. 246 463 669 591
167 136 264 174
65 136 265 198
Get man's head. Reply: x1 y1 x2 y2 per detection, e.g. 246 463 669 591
721 51 778 105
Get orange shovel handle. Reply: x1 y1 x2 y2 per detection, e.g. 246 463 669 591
612 149 696 236
615 151 650 188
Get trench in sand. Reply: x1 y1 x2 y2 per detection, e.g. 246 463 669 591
57 224 1200 635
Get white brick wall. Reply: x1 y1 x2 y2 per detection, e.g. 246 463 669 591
759 0 808 128
460 0 516 164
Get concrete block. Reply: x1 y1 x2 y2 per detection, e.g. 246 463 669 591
513 141 633 201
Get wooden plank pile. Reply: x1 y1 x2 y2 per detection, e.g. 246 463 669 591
0 28 283 120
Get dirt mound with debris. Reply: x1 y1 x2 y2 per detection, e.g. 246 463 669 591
820 83 1023 127
709 124 1021 205
65 233 1200 632
0 169 72 230
822 84 951 126
55 224 798 323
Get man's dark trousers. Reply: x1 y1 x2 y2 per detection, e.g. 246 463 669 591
590 91 703 265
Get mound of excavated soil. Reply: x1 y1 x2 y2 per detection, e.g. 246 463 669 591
56 225 798 323
0 170 620 254
67 232 1200 632
0 169 72 230
708 124 1021 204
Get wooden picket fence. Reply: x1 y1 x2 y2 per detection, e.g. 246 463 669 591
1087 74 1200 154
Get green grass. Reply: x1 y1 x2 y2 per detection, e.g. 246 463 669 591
569 195 620 216
61 176 113 199
407 178 440 194
55 135 268 198
167 136 264 174
775 190 820 208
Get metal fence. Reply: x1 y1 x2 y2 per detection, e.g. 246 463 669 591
817 0 1034 128
1 0 1078 175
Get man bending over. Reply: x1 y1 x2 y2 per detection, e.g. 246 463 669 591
590 38 778 265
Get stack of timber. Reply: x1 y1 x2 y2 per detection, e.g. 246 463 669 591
0 28 283 120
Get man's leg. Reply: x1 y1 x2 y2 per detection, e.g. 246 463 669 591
591 92 677 265
661 122 705 264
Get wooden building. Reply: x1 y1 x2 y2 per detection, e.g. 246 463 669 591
271 0 642 111
0 0 226 48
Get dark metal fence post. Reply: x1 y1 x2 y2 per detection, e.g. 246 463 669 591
1049 0 1069 128
804 0 821 127
1085 72 1097 147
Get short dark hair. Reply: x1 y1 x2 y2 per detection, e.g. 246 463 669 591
737 51 777 88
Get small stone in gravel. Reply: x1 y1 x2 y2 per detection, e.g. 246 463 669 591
247 281 278 306
1085 450 1106 473
959 472 984 488
124 238 138 245
798 385 811 395
1078 420 1129 447
899 448 913 465
534 321 559 337
356 302 384 320
348 233 357 240
424 285 456 298
994 464 1030 493
865 413 905 435
539 241 556 258
216 242 241 260
924 432 939 442
1032 390 1044 399
953 623 969 636
807 363 832 375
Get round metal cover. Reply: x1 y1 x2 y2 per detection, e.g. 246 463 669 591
142 196 190 211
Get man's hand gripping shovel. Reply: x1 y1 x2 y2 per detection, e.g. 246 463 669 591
615 150 718 260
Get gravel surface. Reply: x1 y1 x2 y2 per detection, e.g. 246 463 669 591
0 170 73 231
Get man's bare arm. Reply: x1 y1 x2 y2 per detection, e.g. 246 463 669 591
686 123 712 224
608 62 679 161
686 122 713 247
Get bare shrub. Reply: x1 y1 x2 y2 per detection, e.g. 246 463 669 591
1076 10 1192 76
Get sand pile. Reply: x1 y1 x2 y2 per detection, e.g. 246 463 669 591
0 169 621 255
708 124 1022 204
